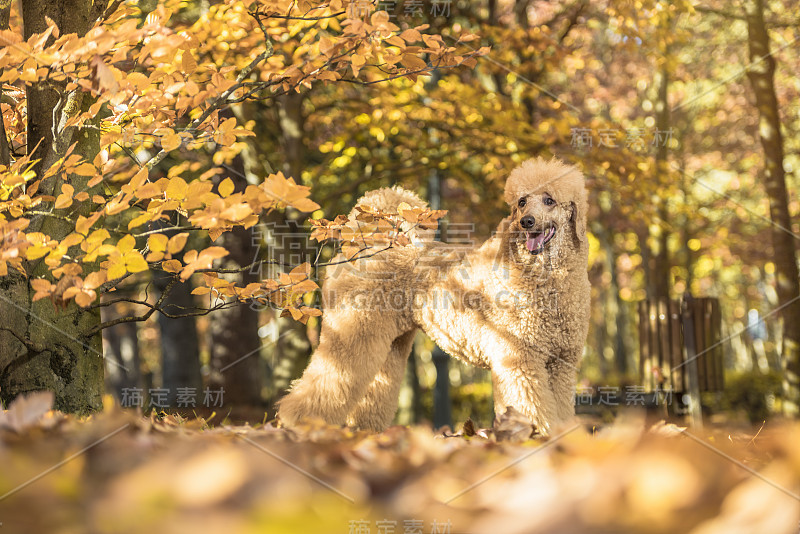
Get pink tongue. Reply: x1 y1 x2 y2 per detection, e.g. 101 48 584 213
525 227 551 251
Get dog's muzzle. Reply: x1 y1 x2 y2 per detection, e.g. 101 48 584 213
525 223 556 254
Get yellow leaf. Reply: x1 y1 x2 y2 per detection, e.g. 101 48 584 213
218 177 235 198
117 234 136 253
105 197 130 215
317 71 338 82
26 245 50 260
148 234 168 253
128 212 154 230
125 252 148 273
32 291 50 302
76 215 94 235
107 261 127 281
371 10 389 24
290 262 312 278
292 197 321 212
166 177 188 200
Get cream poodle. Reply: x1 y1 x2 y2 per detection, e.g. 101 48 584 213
278 158 590 436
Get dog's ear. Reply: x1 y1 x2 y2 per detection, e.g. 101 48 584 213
569 201 586 240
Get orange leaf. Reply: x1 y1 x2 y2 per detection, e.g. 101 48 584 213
167 233 189 255
73 163 96 176
162 259 182 273
161 133 182 152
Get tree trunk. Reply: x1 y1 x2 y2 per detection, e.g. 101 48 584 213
0 0 104 413
268 212 314 395
207 154 264 407
102 303 142 402
271 94 313 396
606 233 628 375
648 55 672 300
745 0 800 415
153 273 202 408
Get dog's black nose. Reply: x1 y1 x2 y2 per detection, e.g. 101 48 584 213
520 216 535 229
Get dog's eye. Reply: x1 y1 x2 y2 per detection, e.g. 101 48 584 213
543 196 555 206
518 197 527 208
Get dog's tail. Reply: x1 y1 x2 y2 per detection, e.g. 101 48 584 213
350 186 434 242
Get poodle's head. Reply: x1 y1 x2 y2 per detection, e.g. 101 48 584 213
503 158 587 268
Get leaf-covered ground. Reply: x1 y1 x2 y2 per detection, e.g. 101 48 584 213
0 393 798 534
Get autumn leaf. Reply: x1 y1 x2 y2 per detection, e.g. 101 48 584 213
0 391 54 432
167 233 189 255
106 234 147 280
161 131 182 152
91 55 119 93
54 184 74 210
218 177 235 198
179 246 228 280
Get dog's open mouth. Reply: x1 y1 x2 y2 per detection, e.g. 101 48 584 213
525 224 556 254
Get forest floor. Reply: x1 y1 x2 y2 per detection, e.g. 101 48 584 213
0 392 798 534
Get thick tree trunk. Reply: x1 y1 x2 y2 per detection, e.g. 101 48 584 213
745 0 800 415
0 1 104 413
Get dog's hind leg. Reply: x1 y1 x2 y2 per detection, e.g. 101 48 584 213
277 311 399 428
346 330 416 430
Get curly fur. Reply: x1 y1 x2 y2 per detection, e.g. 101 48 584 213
278 158 591 435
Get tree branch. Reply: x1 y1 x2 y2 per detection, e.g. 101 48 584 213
694 4 800 26
144 35 274 171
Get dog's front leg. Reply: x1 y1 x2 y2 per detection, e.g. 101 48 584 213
484 336 559 436
547 351 581 426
